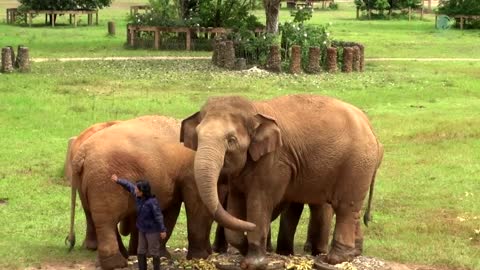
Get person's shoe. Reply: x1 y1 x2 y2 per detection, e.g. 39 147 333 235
137 254 147 270
152 256 160 270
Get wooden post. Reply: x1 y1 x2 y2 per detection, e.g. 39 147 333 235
186 30 191 51
307 46 321 74
352 46 361 72
224 41 235 70
326 47 337 73
460 16 464 30
69 14 72 24
408 7 411 21
289 45 302 74
342 47 354 73
17 46 31 73
6 9 8 24
266 45 282 73
7 46 15 69
356 7 359 19
52 13 55 27
29 12 32 27
108 21 116 36
96 11 98 25
1 47 14 73
45 14 48 25
74 14 77 27
154 30 160 49
130 28 135 47
358 44 365 72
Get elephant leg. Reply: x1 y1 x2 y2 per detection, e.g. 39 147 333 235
93 216 127 270
326 205 361 265
213 225 228 253
79 191 97 250
184 188 214 259
266 228 273 253
307 203 333 256
224 188 248 255
125 215 139 256
116 227 128 258
158 200 182 259
276 202 304 255
354 216 363 256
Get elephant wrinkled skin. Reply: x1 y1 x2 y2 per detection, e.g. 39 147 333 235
181 95 383 269
67 116 214 270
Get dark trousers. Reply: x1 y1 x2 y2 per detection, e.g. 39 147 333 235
138 231 160 257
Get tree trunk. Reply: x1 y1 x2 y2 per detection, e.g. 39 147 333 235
263 0 281 34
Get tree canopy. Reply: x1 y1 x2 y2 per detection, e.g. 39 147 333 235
18 0 112 10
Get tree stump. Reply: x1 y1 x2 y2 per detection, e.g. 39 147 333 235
289 45 302 74
217 42 227 68
358 44 365 72
342 47 354 73
307 46 321 74
17 46 31 73
352 46 361 72
1 47 14 73
224 40 235 70
266 45 282 73
235 58 247 70
108 21 116 36
326 47 337 73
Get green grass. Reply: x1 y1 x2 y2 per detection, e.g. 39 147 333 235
1 1 479 58
1 59 479 269
0 0 480 269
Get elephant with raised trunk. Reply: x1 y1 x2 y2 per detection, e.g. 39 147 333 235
67 116 214 270
181 94 383 269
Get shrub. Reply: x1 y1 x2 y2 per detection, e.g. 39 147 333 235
18 0 112 10
438 0 480 29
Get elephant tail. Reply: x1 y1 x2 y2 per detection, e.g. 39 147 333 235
363 141 384 227
65 149 85 252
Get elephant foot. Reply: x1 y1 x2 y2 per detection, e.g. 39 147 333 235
159 248 172 259
326 240 356 265
240 255 268 270
187 247 211 259
212 240 228 254
82 238 98 251
275 246 294 256
354 239 363 256
303 240 312 254
99 253 127 270
266 242 273 253
239 244 268 270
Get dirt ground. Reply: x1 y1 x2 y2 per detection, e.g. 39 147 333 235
23 251 456 270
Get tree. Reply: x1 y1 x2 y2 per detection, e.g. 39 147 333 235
18 0 112 10
263 0 281 33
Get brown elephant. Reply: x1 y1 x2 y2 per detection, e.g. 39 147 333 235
67 115 214 270
65 120 121 252
180 94 383 269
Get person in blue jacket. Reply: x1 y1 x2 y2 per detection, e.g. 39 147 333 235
111 174 167 270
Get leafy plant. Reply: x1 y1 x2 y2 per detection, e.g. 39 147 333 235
17 0 112 10
438 0 480 29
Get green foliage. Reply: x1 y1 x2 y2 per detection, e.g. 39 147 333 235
438 0 480 29
129 0 184 27
17 0 112 10
290 5 313 24
229 30 279 65
355 0 422 17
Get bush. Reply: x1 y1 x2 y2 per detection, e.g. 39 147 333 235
438 0 480 29
355 0 422 17
18 0 112 10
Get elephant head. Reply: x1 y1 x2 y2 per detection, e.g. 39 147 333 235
181 96 283 232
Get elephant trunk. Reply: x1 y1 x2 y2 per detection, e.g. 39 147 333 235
194 144 255 232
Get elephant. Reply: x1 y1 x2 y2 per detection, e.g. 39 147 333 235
65 120 121 252
66 115 214 270
180 94 383 269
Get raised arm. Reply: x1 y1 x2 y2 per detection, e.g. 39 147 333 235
111 174 136 197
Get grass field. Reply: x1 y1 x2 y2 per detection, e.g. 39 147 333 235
1 1 480 270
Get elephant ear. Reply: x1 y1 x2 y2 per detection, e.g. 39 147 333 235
248 113 283 162
180 112 200 150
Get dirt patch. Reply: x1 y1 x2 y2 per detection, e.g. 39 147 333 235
0 198 8 205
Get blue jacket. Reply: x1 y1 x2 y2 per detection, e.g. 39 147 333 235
117 179 167 233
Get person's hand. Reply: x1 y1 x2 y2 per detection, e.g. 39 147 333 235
160 232 167 240
111 174 118 182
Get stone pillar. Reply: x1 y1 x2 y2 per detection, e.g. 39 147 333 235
224 40 235 70
342 47 353 73
307 46 321 74
235 58 247 70
212 39 219 65
289 45 302 74
358 44 365 72
326 47 337 73
17 46 31 73
266 45 281 73
1 47 14 73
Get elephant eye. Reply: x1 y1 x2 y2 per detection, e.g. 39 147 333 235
227 136 237 145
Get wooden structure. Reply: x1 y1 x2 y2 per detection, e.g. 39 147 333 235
23 10 98 27
286 0 333 9
6 8 20 24
127 25 234 50
130 5 151 16
435 14 480 30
